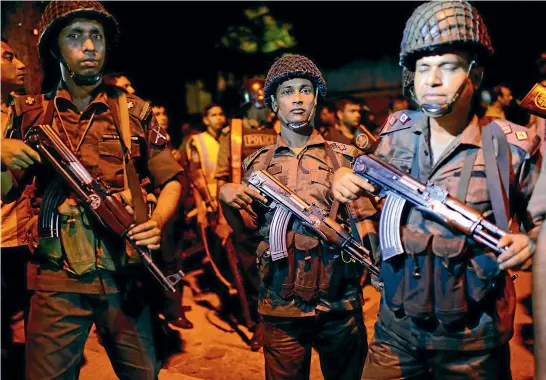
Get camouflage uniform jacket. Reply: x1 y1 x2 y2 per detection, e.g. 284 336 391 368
12 82 183 294
375 110 542 350
243 130 377 317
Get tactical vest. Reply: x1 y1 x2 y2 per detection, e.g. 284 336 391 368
378 111 539 327
186 131 219 198
14 89 151 276
246 139 365 308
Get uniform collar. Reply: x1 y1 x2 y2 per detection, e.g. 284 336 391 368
414 114 482 147
54 80 110 112
458 115 482 148
275 129 326 151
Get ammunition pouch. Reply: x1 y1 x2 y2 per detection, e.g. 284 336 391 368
257 230 363 304
27 184 148 275
381 228 502 328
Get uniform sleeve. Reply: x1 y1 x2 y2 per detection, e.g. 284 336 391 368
214 131 231 182
144 114 183 187
527 151 546 225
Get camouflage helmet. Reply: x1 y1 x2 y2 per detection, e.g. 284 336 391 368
241 77 266 109
400 1 494 70
264 54 327 110
38 1 119 59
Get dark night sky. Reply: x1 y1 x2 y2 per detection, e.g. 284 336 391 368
4 1 539 127
102 1 544 116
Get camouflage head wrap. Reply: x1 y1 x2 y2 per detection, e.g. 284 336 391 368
38 1 119 59
400 1 494 96
264 54 327 110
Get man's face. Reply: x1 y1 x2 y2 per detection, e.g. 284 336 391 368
1 41 25 90
320 107 335 126
203 106 226 132
152 106 169 128
274 78 315 128
498 87 513 107
414 52 476 113
57 18 106 78
115 75 135 94
337 103 361 128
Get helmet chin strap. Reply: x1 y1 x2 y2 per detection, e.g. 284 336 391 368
61 59 102 87
415 60 476 117
276 88 318 130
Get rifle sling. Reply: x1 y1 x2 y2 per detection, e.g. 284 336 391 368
455 149 479 202
107 93 149 225
481 122 510 230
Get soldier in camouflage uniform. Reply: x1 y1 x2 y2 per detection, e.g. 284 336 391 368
1 2 183 378
220 54 377 380
332 2 542 379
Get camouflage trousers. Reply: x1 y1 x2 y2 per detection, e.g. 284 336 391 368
26 290 157 380
263 311 367 380
362 319 512 380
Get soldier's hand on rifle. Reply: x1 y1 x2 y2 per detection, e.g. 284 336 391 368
497 233 536 271
215 222 232 245
1 138 41 170
218 183 267 209
128 219 162 250
332 167 375 203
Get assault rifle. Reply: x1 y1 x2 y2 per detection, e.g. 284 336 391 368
352 154 508 261
247 170 382 291
24 124 184 292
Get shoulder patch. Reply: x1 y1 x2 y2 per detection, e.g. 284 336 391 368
327 141 359 159
125 94 151 121
379 110 421 136
242 145 272 172
221 126 231 136
493 119 540 155
14 94 43 117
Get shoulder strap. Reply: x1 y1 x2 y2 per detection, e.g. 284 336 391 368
481 123 510 230
455 148 479 202
230 118 243 184
109 93 148 224
117 92 132 156
410 132 421 178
